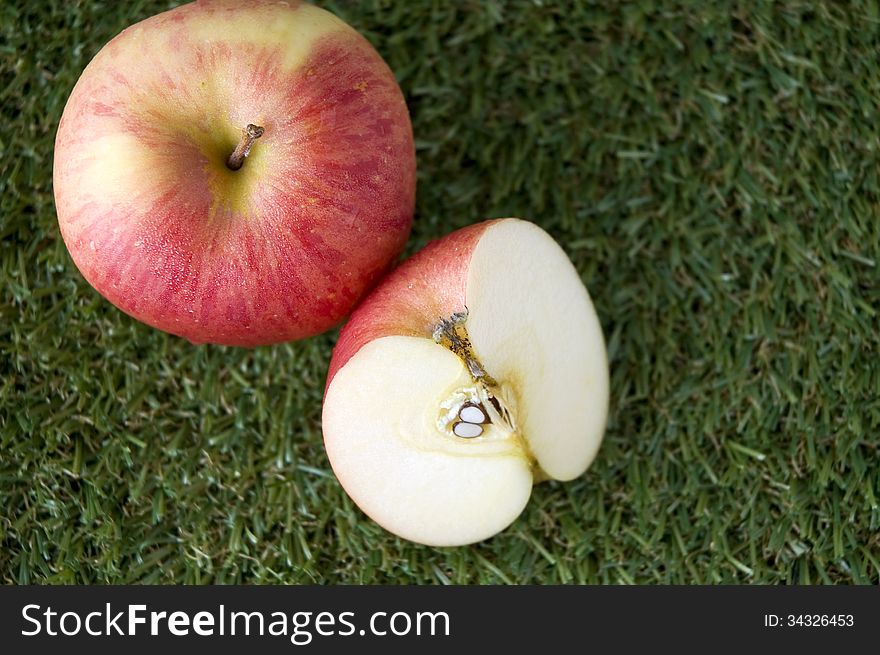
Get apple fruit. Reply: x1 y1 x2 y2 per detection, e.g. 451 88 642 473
322 218 609 546
54 0 415 346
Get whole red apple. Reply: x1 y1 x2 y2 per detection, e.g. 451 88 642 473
54 0 415 346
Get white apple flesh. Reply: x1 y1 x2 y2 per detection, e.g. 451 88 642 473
322 219 609 546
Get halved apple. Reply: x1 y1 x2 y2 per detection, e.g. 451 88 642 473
322 219 609 546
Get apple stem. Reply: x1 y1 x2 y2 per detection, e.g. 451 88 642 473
432 314 498 387
226 123 264 171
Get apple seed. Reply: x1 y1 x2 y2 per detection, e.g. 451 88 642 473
452 422 483 438
458 402 487 424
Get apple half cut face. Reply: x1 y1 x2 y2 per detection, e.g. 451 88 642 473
322 219 609 546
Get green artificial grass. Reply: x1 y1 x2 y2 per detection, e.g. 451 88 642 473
2 0 879 584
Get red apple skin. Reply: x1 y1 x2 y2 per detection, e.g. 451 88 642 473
54 0 415 346
326 220 497 391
